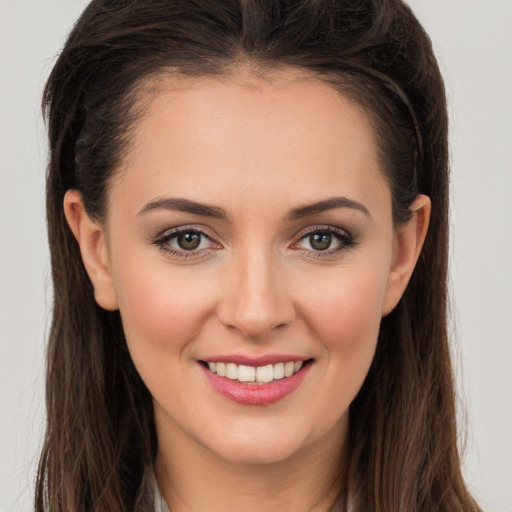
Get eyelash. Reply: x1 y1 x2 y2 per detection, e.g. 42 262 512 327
291 226 357 257
153 225 221 258
152 225 357 259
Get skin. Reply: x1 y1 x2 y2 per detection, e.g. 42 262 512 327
64 69 430 512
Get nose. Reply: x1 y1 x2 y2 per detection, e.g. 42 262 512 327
217 248 295 340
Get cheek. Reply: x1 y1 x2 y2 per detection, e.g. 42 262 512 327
300 264 387 392
304 264 386 342
111 252 216 367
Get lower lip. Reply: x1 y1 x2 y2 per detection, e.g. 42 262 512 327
200 362 312 405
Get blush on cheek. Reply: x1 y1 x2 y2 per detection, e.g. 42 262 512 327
121 292 204 351
115 257 217 338
307 272 384 346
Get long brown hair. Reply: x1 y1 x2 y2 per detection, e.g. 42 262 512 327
37 1 480 511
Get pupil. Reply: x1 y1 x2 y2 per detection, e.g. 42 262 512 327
177 232 201 250
311 233 331 251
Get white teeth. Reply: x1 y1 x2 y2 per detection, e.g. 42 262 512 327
216 362 226 377
284 362 294 378
226 363 238 380
238 364 256 382
206 360 306 383
273 362 285 380
256 364 274 383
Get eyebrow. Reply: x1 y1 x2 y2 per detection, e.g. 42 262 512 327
285 197 370 221
138 197 228 219
138 195 369 221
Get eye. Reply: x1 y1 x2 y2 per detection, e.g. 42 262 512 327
292 227 356 254
307 232 335 251
175 231 204 251
153 227 221 257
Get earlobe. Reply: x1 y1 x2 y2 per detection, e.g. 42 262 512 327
63 190 118 311
382 194 431 316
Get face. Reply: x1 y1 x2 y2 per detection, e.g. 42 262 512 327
68 69 427 467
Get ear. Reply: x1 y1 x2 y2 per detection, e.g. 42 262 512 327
382 194 431 316
63 190 118 311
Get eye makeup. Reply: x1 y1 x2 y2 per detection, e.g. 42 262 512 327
151 222 358 261
152 225 222 259
290 225 358 257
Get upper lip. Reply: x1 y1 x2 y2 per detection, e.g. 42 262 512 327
200 354 311 366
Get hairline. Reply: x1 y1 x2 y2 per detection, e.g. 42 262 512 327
101 62 396 221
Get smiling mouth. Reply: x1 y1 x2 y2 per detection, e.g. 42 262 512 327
200 359 313 385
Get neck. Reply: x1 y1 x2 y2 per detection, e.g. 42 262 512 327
154 414 348 512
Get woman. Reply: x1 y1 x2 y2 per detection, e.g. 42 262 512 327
36 0 481 511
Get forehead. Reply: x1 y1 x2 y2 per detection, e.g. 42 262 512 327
111 68 389 218
123 67 377 162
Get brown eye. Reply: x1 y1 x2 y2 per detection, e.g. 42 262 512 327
292 226 355 255
154 228 219 256
177 231 202 250
310 232 332 251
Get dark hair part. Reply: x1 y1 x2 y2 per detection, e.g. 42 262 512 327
38 1 480 511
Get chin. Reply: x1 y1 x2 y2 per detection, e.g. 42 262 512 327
206 432 308 465
196 412 342 466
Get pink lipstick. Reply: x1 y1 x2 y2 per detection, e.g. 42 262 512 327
199 357 312 405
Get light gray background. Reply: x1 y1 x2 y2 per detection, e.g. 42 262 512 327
1 1 511 511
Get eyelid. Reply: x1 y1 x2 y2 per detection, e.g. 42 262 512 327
289 225 357 254
151 223 356 259
154 224 219 241
152 224 223 257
